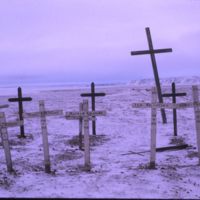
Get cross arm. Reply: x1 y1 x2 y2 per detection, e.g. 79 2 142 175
8 97 32 102
130 48 172 56
81 93 106 97
0 104 9 109
132 102 200 109
0 120 24 128
162 92 187 97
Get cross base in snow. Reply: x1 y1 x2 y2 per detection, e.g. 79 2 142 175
132 86 200 168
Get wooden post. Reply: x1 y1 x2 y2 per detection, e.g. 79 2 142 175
192 86 200 165
79 102 83 150
91 82 96 135
39 100 51 173
83 100 91 171
150 87 157 169
0 112 13 173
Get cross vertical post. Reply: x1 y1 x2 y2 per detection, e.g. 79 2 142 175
91 82 96 135
8 87 32 138
192 86 200 165
150 87 157 169
83 100 91 171
0 112 13 173
39 100 51 173
79 102 83 150
131 27 173 124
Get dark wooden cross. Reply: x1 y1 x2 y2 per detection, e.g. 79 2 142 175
8 87 32 138
162 82 186 136
80 82 106 135
130 27 172 124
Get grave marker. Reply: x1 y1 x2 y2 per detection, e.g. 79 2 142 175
81 82 106 135
0 112 23 173
65 99 106 171
162 82 187 136
132 86 200 168
8 87 32 138
23 100 63 173
131 27 172 124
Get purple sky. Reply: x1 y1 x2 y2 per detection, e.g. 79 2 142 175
0 0 199 84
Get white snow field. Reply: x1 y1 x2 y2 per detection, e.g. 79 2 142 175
0 76 200 199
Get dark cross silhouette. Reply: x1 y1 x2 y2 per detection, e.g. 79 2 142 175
81 82 106 135
131 27 172 124
162 82 186 136
8 87 32 138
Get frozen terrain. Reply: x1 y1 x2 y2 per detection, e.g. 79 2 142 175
0 76 200 198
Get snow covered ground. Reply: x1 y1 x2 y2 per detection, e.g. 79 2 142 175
0 76 200 198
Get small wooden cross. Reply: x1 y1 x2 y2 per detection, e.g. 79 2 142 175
0 112 23 173
81 82 106 135
23 100 63 173
131 27 172 124
8 87 32 138
132 86 200 168
65 99 106 171
162 82 187 136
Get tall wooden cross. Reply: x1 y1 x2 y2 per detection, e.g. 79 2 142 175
65 99 106 171
130 27 172 124
8 87 32 138
132 86 200 169
162 82 187 136
23 100 63 173
0 112 23 173
81 82 106 135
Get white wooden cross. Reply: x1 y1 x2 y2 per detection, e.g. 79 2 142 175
132 86 200 168
65 99 106 171
0 104 24 173
23 100 63 173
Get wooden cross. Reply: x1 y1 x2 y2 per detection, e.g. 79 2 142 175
0 112 23 173
8 87 32 138
81 82 106 135
132 86 200 168
23 100 63 173
65 99 106 171
162 82 187 136
131 27 172 124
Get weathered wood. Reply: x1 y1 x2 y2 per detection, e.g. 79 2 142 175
123 144 190 155
192 86 200 165
79 103 83 150
23 110 63 118
156 144 189 152
8 87 32 138
81 82 106 135
132 102 200 109
0 105 9 109
83 100 91 171
131 27 173 124
162 82 187 136
39 100 51 173
131 48 172 55
150 87 157 169
0 112 13 172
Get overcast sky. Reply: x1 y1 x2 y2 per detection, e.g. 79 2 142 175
0 0 199 84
